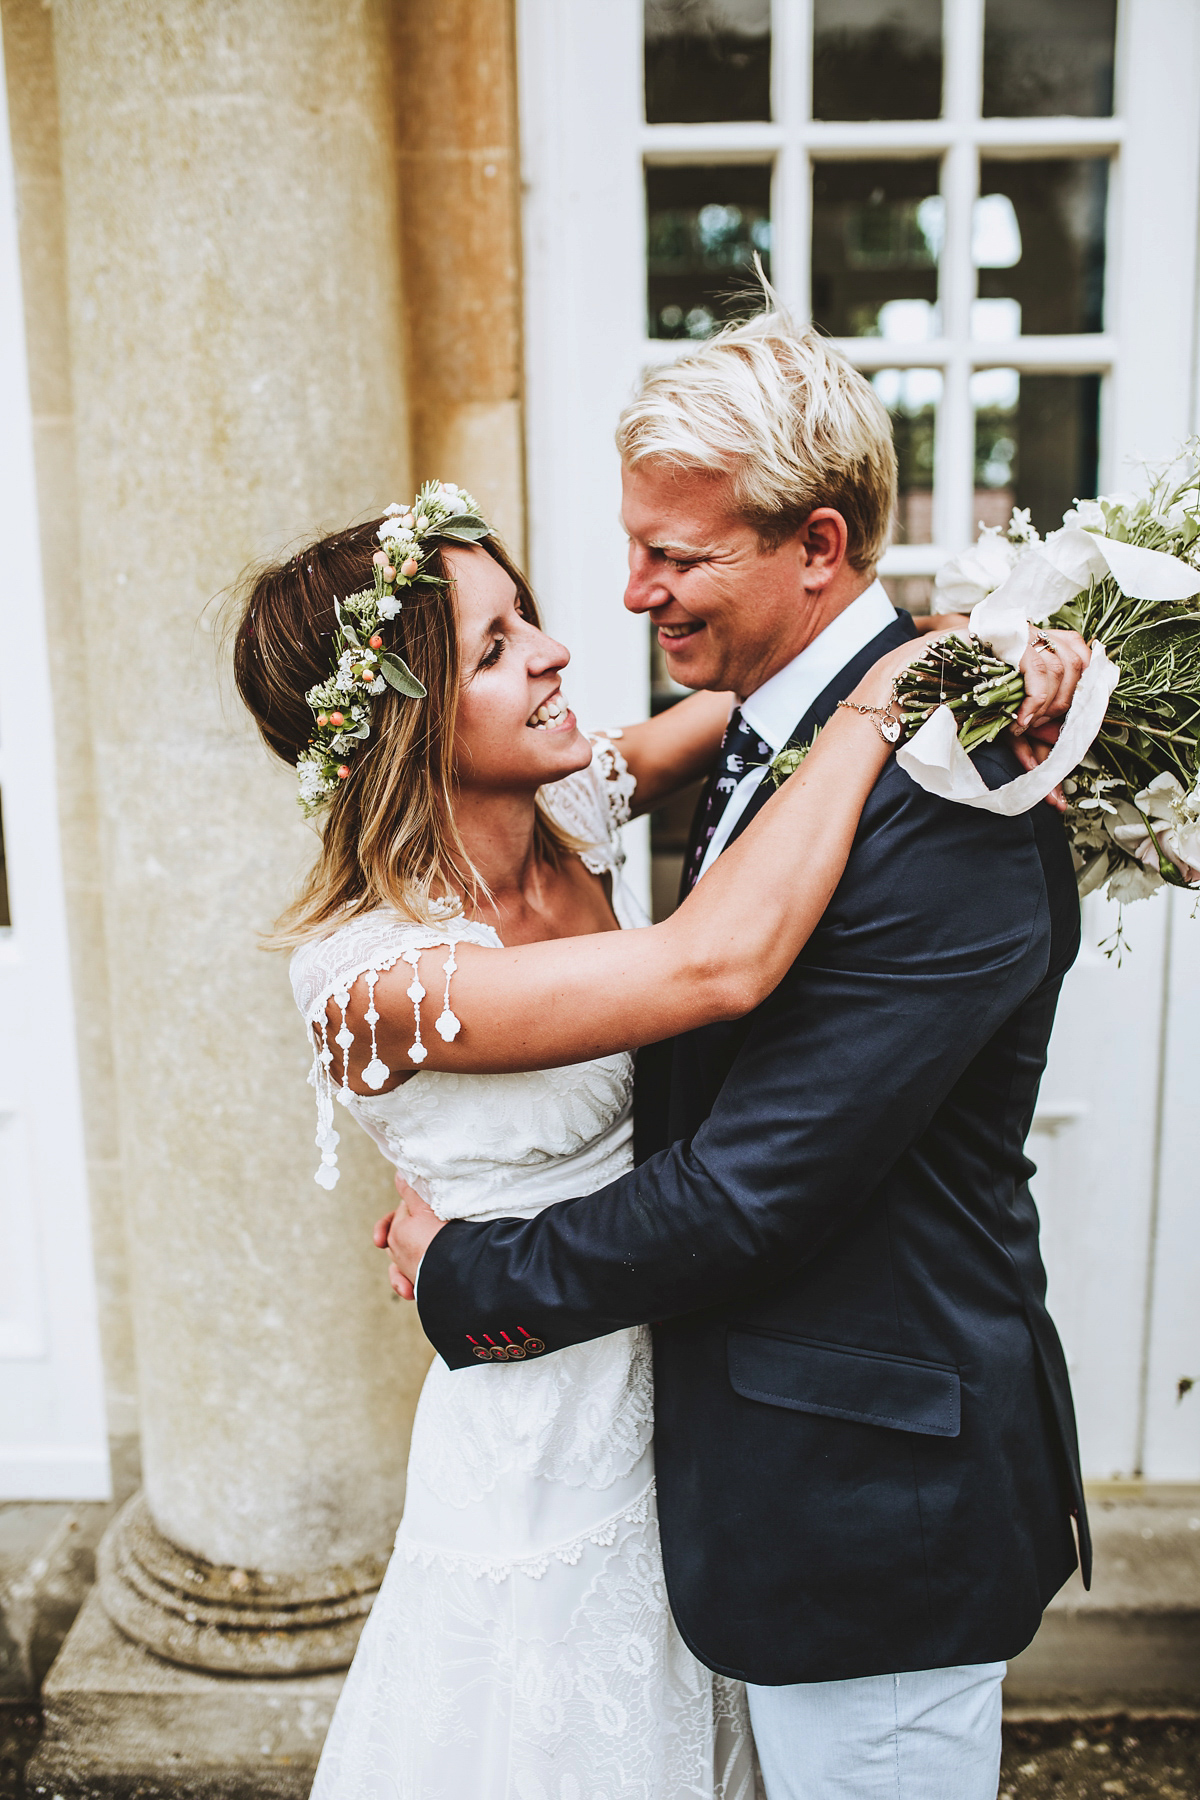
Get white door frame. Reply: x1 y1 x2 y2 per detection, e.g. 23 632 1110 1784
0 27 110 1499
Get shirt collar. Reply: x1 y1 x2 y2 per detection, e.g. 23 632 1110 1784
739 580 899 753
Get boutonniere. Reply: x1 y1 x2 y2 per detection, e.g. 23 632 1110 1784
767 728 819 787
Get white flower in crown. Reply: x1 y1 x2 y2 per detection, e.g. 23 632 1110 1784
297 757 326 803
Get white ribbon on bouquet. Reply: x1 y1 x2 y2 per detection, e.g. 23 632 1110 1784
896 529 1200 815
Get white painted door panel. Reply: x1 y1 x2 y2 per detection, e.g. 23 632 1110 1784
0 27 110 1500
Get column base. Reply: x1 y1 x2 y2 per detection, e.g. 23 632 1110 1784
1005 1482 1200 1715
30 1585 342 1795
97 1492 385 1676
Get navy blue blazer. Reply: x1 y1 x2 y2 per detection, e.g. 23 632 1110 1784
417 613 1090 1685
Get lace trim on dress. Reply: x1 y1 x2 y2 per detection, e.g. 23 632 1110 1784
538 732 636 877
398 1479 656 1584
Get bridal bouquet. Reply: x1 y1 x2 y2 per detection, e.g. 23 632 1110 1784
893 444 1200 906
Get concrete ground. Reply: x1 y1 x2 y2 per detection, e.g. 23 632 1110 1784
1001 1719 1200 1797
2 1708 1200 1799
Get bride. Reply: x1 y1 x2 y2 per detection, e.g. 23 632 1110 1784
232 483 940 1799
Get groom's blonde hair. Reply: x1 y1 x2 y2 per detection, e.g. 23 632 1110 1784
616 312 897 571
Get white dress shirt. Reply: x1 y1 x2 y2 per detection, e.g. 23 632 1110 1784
694 580 898 882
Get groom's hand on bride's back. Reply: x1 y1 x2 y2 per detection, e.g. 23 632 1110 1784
917 613 1090 812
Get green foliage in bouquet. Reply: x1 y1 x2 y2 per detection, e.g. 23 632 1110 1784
893 446 1200 906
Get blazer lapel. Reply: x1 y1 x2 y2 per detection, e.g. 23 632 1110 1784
721 610 916 856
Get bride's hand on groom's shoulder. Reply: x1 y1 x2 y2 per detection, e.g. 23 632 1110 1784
375 1175 445 1301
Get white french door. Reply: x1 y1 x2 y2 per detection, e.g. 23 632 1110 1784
518 0 1200 1479
0 31 110 1499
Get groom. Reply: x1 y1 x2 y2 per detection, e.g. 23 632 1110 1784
387 315 1091 1798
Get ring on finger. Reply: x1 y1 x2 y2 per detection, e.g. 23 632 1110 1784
1032 630 1057 655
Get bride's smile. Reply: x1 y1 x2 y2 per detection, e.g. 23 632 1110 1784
445 542 591 791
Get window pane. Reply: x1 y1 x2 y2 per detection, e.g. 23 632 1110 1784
976 159 1107 336
811 160 941 340
813 0 942 122
645 0 771 123
0 792 10 929
873 368 941 545
647 165 771 340
984 0 1116 119
972 369 1100 535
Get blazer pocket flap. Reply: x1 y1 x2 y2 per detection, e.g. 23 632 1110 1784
727 1330 961 1439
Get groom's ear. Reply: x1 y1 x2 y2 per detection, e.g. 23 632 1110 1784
794 508 849 588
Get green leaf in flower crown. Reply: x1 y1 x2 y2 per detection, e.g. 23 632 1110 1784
378 652 427 698
437 515 490 543
334 599 362 650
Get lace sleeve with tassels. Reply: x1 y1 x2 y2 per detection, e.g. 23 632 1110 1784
289 912 502 1189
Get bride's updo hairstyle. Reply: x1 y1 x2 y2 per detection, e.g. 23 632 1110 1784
232 517 574 943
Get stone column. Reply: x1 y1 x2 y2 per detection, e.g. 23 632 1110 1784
392 0 527 555
50 0 432 1674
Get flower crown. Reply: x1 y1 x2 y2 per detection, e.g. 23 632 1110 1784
296 480 489 815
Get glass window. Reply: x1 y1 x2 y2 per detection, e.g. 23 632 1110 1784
812 0 942 122
972 369 1100 535
976 158 1107 336
873 368 942 545
647 165 772 339
811 160 942 340
983 0 1117 119
644 0 771 124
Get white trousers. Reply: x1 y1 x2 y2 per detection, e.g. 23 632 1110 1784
746 1661 1005 1800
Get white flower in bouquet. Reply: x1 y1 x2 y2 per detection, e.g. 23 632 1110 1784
1106 859 1164 904
1106 772 1200 885
1062 498 1106 533
932 527 1021 610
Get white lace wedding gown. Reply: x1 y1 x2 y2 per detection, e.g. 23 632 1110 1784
290 737 758 1800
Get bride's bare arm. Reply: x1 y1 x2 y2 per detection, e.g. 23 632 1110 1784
335 645 920 1086
609 689 733 815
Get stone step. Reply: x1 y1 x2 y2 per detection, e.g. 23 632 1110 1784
1006 1483 1200 1714
29 1589 341 1795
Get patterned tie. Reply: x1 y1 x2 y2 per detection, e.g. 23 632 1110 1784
681 707 772 897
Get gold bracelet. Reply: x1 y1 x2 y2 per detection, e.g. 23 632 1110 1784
836 695 903 744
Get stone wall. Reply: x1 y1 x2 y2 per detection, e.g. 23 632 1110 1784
391 0 526 555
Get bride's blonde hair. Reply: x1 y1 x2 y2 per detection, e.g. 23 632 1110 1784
232 516 576 945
